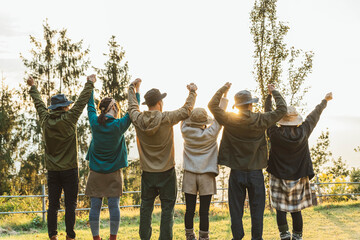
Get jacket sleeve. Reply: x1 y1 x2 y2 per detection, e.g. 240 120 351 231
206 97 228 137
303 99 327 137
128 84 143 128
117 93 141 135
264 94 272 112
208 86 230 126
68 81 94 124
259 90 287 129
87 90 97 126
164 91 197 126
29 86 49 124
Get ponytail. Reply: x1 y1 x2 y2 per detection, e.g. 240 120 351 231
97 97 113 126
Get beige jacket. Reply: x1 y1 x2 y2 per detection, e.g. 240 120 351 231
128 84 197 172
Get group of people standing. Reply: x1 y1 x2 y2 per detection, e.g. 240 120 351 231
27 74 332 240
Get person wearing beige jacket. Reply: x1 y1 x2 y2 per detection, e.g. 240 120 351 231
181 94 228 240
128 78 197 240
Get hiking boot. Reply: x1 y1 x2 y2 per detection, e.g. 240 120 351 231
292 231 303 240
199 230 209 240
185 228 197 240
50 236 58 240
280 230 291 240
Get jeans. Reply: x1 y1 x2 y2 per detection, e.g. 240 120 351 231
228 169 265 240
184 193 212 231
139 168 177 240
47 168 79 239
89 197 120 236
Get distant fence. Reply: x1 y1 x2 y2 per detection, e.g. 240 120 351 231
1 181 359 222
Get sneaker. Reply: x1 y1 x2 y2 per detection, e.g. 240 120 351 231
292 232 303 240
50 236 58 240
280 231 291 240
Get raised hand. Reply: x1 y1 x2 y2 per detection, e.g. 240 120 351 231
87 74 96 83
187 83 198 92
27 76 35 86
131 78 142 92
224 82 232 97
325 92 333 101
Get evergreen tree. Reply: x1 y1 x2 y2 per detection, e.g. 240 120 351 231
310 129 332 174
0 75 20 194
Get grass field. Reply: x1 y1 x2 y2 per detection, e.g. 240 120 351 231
1 201 360 240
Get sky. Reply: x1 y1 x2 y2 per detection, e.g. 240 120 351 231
0 0 359 167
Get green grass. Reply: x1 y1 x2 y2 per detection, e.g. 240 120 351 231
1 201 360 239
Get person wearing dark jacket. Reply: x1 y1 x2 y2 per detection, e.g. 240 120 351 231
208 83 287 240
265 91 333 240
27 75 96 240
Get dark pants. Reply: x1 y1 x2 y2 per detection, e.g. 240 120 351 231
139 168 177 240
276 210 303 233
47 168 79 239
228 169 265 240
184 193 212 231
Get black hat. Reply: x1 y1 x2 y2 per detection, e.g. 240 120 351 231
233 90 258 108
48 94 73 110
142 88 167 106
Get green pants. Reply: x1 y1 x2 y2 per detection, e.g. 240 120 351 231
139 168 177 240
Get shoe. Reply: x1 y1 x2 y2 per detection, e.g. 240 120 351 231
50 236 58 240
292 232 303 240
66 236 75 240
185 228 197 240
280 230 291 240
199 230 209 240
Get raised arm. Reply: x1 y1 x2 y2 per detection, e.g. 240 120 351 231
303 92 332 137
164 83 197 126
208 82 231 126
206 97 229 137
116 91 141 135
28 77 49 124
87 90 97 126
264 94 272 112
260 84 287 129
128 78 142 128
67 74 96 124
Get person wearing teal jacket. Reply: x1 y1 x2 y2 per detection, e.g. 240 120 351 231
85 85 140 240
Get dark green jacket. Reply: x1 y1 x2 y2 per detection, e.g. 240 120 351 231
29 81 94 171
208 86 287 170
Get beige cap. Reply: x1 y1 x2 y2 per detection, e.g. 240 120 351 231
278 106 303 126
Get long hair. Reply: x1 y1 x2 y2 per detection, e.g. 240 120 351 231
97 97 114 126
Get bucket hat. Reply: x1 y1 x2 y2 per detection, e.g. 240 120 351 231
186 108 213 128
278 106 303 126
142 88 167 106
233 90 259 108
48 94 73 110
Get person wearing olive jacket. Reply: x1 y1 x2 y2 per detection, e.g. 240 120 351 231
128 78 197 240
265 92 333 240
84 86 140 240
27 75 96 240
208 83 287 240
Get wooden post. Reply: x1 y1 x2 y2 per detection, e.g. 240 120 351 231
316 175 322 204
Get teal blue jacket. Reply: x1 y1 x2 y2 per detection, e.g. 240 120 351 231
86 91 140 173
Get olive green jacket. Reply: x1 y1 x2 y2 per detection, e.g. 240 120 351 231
208 86 287 170
29 81 94 171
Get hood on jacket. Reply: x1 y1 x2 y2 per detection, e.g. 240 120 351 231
137 110 163 136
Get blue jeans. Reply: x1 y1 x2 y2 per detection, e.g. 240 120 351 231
228 169 265 240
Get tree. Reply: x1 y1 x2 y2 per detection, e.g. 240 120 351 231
326 156 350 177
0 74 20 194
310 129 332 174
250 0 313 110
94 35 135 150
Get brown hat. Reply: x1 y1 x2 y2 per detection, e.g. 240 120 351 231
186 108 213 128
278 106 303 126
142 88 167 106
233 90 259 108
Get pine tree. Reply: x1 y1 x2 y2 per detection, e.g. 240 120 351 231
0 74 20 194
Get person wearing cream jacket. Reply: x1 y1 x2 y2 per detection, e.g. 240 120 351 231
181 93 229 240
